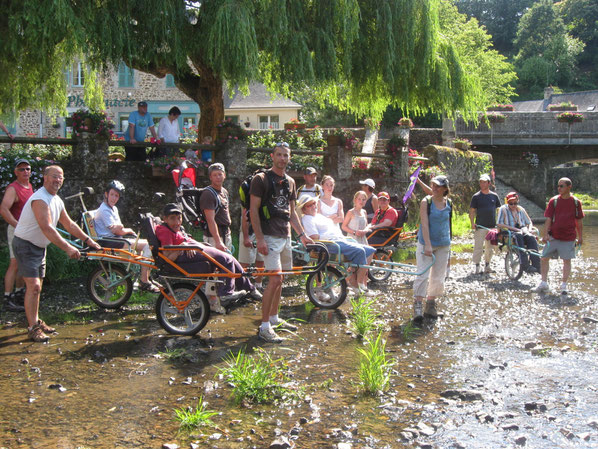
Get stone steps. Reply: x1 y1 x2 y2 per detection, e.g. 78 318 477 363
494 178 545 222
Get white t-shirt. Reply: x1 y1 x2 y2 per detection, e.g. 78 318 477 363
302 213 344 240
158 117 180 143
94 202 122 238
14 186 65 248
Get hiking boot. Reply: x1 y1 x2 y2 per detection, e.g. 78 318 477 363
5 294 25 312
248 288 263 301
28 324 50 343
37 319 56 334
532 281 550 293
315 290 331 303
413 300 424 323
484 263 495 274
258 326 284 343
474 264 481 275
220 290 247 303
560 282 568 295
424 299 438 318
271 318 298 331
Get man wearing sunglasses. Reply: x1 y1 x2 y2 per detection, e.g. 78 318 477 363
249 142 313 342
533 178 584 295
0 159 34 312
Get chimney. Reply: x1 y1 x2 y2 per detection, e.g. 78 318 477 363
544 86 554 100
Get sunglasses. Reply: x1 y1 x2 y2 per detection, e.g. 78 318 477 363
508 201 517 205
17 167 31 172
275 142 289 148
379 197 389 201
557 184 567 188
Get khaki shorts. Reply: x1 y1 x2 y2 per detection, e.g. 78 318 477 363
7 225 16 258
542 239 576 260
237 231 264 265
263 235 293 271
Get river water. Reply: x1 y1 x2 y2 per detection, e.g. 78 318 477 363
1 221 597 448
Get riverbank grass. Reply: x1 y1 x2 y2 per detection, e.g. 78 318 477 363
219 348 297 404
357 332 393 395
350 296 380 337
173 396 218 431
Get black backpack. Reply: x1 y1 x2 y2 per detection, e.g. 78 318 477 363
238 169 290 221
180 186 220 231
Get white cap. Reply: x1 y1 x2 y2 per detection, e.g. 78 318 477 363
359 178 375 189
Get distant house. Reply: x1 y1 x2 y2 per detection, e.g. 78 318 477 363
514 87 598 112
14 63 302 137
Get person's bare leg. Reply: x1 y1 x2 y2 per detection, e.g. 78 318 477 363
262 274 282 324
24 277 42 327
4 258 18 294
540 257 549 282
562 259 571 283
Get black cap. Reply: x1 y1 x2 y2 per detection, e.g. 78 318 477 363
163 203 182 216
138 101 148 107
14 158 30 168
431 175 449 187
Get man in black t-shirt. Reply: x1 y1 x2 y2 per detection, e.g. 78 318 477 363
469 174 501 274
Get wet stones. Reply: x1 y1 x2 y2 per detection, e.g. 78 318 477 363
439 389 483 401
269 436 292 448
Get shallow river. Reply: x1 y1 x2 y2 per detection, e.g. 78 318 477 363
1 221 597 448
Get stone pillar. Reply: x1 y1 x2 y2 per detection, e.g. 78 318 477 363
216 140 247 233
72 134 109 179
323 144 352 181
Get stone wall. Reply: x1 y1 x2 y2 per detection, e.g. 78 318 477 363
551 165 598 197
409 128 442 151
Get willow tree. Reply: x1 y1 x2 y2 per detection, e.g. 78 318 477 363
2 0 485 137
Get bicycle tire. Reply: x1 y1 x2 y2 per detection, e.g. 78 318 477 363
368 249 393 282
505 247 523 280
156 283 210 335
87 264 134 309
306 265 347 309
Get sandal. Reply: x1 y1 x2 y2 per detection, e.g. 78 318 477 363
139 281 160 293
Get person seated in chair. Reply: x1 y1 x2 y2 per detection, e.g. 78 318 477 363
297 195 376 297
155 203 261 313
366 191 400 245
497 192 540 274
94 181 158 292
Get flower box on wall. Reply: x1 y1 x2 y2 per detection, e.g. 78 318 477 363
284 123 306 130
548 104 578 112
486 104 514 112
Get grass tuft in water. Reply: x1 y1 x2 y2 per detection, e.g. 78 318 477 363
218 347 296 404
158 348 190 363
401 321 423 342
357 332 393 395
173 396 218 431
350 296 380 337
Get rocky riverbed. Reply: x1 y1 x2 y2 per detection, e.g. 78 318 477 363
0 230 597 449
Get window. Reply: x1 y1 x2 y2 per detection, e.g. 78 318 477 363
71 62 85 87
118 62 134 88
259 115 279 129
224 115 239 124
165 74 175 88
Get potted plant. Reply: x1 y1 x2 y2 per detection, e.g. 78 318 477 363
556 112 584 124
149 155 185 177
548 102 577 112
215 118 246 142
326 128 352 146
486 104 514 112
71 109 115 139
482 112 506 124
453 138 472 150
284 118 306 130
363 118 381 130
398 117 414 128
386 135 407 157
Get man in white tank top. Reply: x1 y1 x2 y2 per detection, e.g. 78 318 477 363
13 166 101 342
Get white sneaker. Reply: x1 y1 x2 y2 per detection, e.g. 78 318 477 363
315 290 331 302
358 288 376 298
474 264 481 275
258 326 284 343
532 281 550 293
209 301 226 314
560 283 568 295
220 290 247 303
249 288 263 300
271 318 298 331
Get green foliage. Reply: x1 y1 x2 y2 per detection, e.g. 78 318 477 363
349 296 380 338
401 321 422 342
0 146 69 190
70 109 115 139
158 348 191 364
572 192 598 209
45 245 95 281
357 332 393 395
216 118 247 142
451 212 473 237
173 396 218 432
218 347 296 404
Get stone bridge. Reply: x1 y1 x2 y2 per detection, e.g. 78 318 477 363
444 112 598 206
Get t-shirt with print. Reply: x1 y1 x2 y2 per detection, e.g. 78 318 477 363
544 196 584 241
125 110 154 142
249 169 296 238
199 186 231 237
470 191 501 228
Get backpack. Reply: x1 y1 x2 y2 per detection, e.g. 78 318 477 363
238 169 290 221
551 195 582 221
425 195 453 239
182 185 220 231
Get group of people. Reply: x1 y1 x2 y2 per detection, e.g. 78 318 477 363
0 139 585 343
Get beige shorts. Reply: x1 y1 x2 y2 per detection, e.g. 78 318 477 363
237 231 264 265
7 225 16 258
263 235 293 271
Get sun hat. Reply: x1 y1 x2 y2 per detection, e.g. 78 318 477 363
296 195 317 211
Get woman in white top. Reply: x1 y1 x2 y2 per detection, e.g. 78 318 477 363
318 175 344 227
157 106 181 157
341 191 369 245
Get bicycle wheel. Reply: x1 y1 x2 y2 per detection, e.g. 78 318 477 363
155 283 210 335
87 264 134 309
368 249 393 282
306 265 347 309
505 247 523 280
